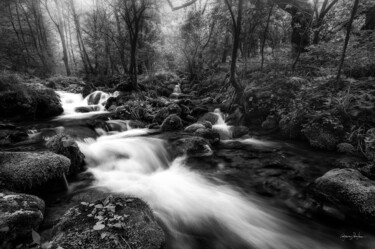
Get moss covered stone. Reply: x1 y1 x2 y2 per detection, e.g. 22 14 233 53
0 191 44 247
0 151 70 191
310 168 375 226
46 134 85 176
50 196 165 249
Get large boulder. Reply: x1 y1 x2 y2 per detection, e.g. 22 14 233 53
310 168 375 226
0 81 63 121
160 114 183 132
230 126 249 138
49 196 165 249
0 191 45 248
302 125 342 150
46 134 86 176
0 151 70 191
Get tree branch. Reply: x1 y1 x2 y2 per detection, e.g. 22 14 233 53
166 0 198 11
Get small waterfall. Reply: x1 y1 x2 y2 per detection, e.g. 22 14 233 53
212 108 232 139
57 91 85 115
173 83 182 94
77 133 341 249
56 91 111 120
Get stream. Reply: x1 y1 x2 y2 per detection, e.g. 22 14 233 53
9 91 375 249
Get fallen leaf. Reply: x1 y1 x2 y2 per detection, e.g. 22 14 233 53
112 223 122 229
93 223 105 231
0 226 9 232
95 204 103 209
81 202 88 206
101 232 108 239
32 229 41 244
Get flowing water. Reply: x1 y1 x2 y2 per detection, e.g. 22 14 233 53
18 92 375 248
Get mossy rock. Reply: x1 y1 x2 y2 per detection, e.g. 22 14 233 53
46 134 86 176
0 151 70 191
0 191 44 247
310 168 375 226
160 114 183 132
198 112 219 125
50 196 165 249
170 136 211 157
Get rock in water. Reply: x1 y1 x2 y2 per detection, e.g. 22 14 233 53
184 123 206 133
310 168 375 226
46 134 86 176
198 112 219 125
86 91 109 105
161 114 183 132
0 191 45 247
0 151 70 191
230 126 249 138
49 196 165 249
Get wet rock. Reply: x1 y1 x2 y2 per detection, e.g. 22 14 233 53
310 168 375 226
261 115 278 130
337 143 355 154
199 120 212 129
153 107 169 124
86 91 109 105
0 191 45 248
183 115 197 124
194 128 220 145
46 134 86 176
0 151 70 191
167 103 182 116
332 156 367 169
161 114 183 132
179 104 190 118
0 126 28 146
184 123 206 133
230 126 249 138
191 106 209 117
105 97 117 110
359 164 375 180
198 112 218 125
170 136 211 157
49 196 164 249
302 126 341 150
128 120 146 129
75 106 100 113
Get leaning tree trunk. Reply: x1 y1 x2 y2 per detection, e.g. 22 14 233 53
272 0 313 55
336 0 360 82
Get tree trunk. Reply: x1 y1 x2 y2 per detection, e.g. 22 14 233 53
336 0 359 81
273 0 313 55
261 5 273 70
228 0 243 93
362 5 375 30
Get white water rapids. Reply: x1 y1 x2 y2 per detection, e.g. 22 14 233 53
53 91 353 248
77 130 341 249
